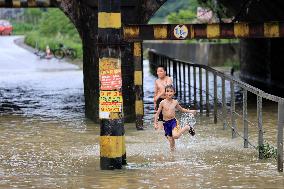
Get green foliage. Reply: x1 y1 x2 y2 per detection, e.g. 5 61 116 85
167 0 199 23
11 9 42 34
257 142 277 159
150 0 195 23
168 10 196 23
23 8 44 25
154 0 192 17
150 0 230 24
25 31 82 59
10 22 34 35
13 8 82 59
224 58 240 70
37 9 79 39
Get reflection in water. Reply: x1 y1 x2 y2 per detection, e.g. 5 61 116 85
0 38 283 188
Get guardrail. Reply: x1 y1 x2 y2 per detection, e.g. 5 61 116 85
149 49 284 172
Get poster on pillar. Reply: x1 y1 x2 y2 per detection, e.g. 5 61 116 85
99 91 123 119
99 58 122 90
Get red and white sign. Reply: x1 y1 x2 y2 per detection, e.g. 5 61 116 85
100 69 122 90
99 58 122 90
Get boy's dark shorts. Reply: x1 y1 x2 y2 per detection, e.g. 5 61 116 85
156 98 163 121
163 118 180 137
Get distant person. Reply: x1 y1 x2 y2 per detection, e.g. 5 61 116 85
154 65 173 130
45 45 52 59
154 85 197 151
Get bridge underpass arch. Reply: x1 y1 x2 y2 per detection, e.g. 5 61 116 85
0 0 170 170
1 0 284 172
2 0 284 121
0 0 163 124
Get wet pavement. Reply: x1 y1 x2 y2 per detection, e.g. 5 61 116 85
0 36 283 188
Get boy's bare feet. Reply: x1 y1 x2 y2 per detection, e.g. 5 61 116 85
189 126 195 136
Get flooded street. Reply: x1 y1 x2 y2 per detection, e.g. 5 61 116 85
0 36 283 188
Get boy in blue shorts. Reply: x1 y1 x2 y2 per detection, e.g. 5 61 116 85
154 85 197 151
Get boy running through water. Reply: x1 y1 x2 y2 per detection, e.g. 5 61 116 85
154 66 173 130
154 85 197 151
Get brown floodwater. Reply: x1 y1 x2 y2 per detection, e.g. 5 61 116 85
0 37 283 188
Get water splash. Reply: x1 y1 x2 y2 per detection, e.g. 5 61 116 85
180 113 196 128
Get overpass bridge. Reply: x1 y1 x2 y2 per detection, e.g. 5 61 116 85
0 0 283 171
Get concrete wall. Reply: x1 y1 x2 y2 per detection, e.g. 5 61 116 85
143 41 239 66
240 38 284 97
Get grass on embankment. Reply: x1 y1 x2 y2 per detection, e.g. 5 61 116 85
224 58 240 70
11 9 83 59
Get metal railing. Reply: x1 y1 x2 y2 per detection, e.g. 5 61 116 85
148 49 284 172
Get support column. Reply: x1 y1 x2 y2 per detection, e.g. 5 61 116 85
222 76 227 129
231 81 236 138
134 42 144 130
98 0 125 170
193 66 197 107
188 65 191 104
277 102 284 172
206 69 209 116
199 67 203 113
243 90 248 148
214 74 217 124
257 96 264 159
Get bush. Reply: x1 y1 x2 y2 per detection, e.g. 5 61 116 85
14 8 83 59
224 59 240 70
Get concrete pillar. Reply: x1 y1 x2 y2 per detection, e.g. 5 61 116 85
98 0 125 170
134 42 144 130
240 38 284 97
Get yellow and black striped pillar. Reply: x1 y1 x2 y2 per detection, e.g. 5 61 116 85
98 0 126 170
133 42 144 130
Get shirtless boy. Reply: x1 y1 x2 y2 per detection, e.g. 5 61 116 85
154 66 173 130
154 85 197 151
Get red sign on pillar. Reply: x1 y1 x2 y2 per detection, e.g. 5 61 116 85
99 58 123 119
